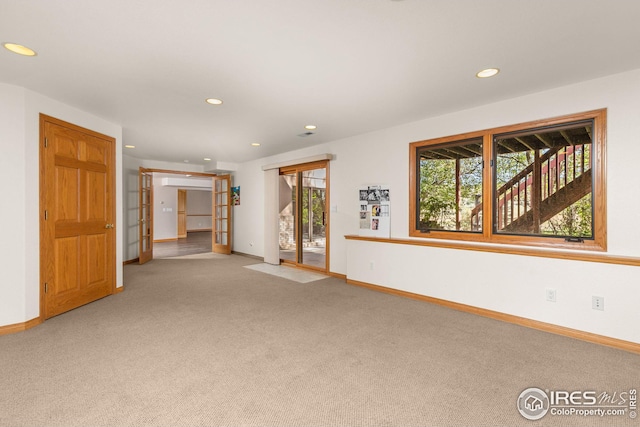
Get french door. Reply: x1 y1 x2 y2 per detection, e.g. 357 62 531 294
213 174 232 254
279 161 328 272
138 168 153 264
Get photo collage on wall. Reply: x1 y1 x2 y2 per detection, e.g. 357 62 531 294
359 185 390 237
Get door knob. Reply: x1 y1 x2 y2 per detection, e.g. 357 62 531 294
105 224 114 229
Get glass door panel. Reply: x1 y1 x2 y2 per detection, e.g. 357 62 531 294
279 172 297 263
301 168 326 269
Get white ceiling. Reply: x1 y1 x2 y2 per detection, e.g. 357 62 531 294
2 0 640 166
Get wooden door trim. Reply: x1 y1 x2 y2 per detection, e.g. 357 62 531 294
177 189 187 239
141 168 216 177
279 160 328 175
325 161 330 274
39 114 116 320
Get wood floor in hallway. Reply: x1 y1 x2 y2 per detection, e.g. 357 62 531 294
153 231 212 258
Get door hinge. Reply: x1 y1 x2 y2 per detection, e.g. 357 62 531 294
44 283 48 294
44 210 48 220
44 137 48 148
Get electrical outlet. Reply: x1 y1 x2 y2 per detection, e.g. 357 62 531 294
369 261 374 270
546 288 556 302
592 296 604 311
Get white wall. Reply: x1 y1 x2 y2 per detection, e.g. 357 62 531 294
150 180 213 238
123 155 142 261
186 190 212 231
232 69 640 344
0 83 123 327
153 174 178 241
0 84 27 326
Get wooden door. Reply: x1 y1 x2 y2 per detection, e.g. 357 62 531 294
138 168 153 264
177 189 187 238
213 175 231 254
40 115 115 319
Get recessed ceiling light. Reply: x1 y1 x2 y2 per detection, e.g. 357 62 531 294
184 160 190 163
186 174 192 177
205 98 223 105
304 125 317 130
251 143 261 147
124 145 135 149
203 157 211 161
3 42 37 56
476 68 500 78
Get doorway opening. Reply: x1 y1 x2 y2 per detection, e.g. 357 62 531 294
279 161 329 272
153 188 212 258
138 169 231 263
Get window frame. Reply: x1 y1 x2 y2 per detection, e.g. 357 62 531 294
409 109 607 251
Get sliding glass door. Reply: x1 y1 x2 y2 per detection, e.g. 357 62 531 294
279 161 328 272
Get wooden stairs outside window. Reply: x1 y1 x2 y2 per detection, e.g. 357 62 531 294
471 144 591 234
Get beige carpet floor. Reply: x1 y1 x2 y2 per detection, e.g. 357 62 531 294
1 254 639 426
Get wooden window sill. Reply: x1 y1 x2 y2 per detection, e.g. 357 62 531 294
344 234 640 267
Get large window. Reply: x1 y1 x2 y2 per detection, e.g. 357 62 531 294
409 109 606 251
416 137 484 233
